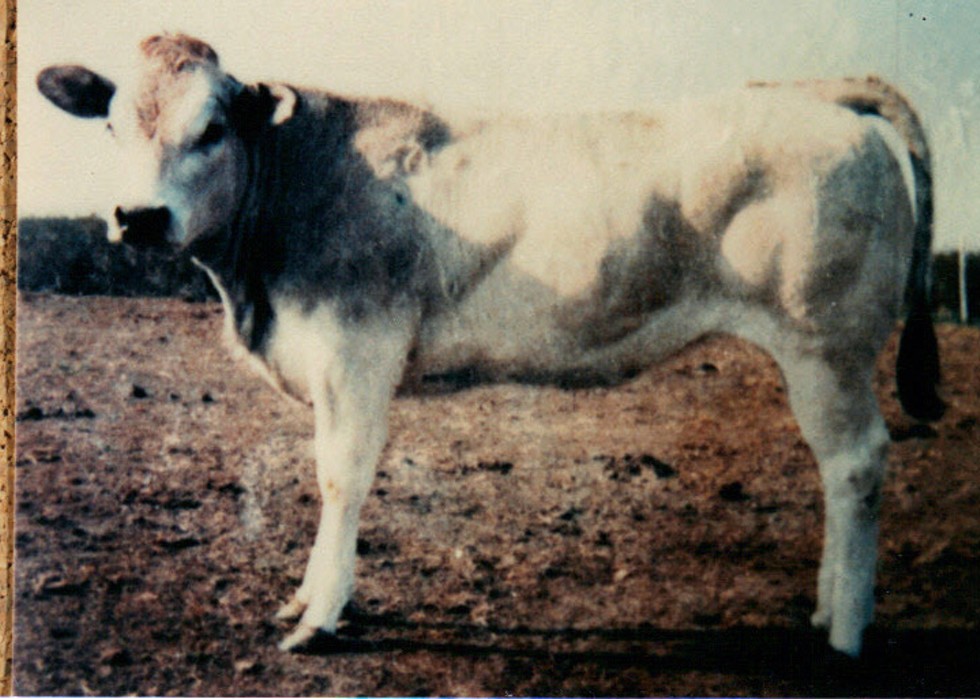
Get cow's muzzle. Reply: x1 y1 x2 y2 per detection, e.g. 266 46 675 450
113 206 172 248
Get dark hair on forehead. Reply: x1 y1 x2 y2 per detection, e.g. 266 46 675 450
139 33 220 73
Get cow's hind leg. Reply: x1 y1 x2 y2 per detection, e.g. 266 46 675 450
774 345 889 657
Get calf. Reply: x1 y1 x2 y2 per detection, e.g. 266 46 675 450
37 34 942 656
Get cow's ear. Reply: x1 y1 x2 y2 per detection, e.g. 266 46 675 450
230 82 297 138
267 84 296 126
37 65 116 118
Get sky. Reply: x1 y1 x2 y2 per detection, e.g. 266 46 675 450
18 0 980 250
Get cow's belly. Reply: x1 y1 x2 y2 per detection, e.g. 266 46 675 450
409 272 727 389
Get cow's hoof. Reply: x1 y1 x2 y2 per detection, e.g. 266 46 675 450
828 624 863 658
275 597 307 621
810 608 831 630
828 636 862 658
278 623 319 652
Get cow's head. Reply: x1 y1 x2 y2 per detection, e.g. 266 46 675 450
37 34 296 249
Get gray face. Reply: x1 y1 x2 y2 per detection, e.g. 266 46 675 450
111 65 249 248
37 36 283 250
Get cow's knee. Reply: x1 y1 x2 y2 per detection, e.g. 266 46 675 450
821 421 888 511
816 420 888 656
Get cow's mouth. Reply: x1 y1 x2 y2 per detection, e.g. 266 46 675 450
113 206 172 248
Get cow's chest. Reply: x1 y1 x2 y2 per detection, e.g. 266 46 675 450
200 264 320 405
212 306 310 406
254 302 355 405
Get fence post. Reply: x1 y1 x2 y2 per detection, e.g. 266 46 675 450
959 239 969 324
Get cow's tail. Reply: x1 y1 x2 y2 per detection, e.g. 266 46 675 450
751 76 944 421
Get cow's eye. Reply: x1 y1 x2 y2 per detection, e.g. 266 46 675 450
194 122 226 150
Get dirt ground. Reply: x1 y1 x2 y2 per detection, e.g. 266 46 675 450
13 292 980 696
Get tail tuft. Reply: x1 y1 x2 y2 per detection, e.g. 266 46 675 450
896 301 944 422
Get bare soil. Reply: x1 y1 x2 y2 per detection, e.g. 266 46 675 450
13 293 980 696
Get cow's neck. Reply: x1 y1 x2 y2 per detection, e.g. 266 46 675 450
191 92 450 353
191 96 347 352
190 178 282 355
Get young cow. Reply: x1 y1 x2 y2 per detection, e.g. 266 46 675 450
37 34 942 656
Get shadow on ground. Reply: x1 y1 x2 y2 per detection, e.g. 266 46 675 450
302 610 979 696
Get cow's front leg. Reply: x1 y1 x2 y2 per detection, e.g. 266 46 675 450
276 397 387 650
275 312 413 651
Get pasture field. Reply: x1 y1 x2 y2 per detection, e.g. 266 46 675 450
14 293 980 696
